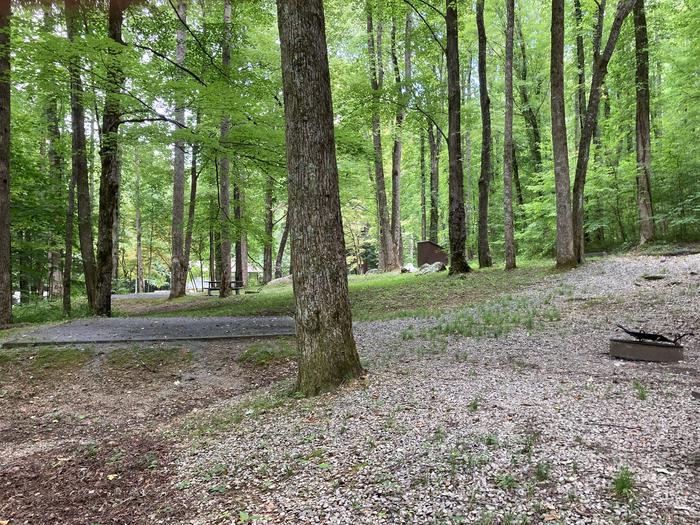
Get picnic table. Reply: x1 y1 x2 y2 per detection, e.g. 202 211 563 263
206 280 244 296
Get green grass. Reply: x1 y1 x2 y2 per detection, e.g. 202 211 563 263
106 345 192 370
611 466 636 500
238 338 296 366
113 261 553 322
0 345 93 378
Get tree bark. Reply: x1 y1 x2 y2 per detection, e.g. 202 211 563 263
94 0 128 316
503 0 516 270
277 0 363 396
476 0 492 268
420 129 427 240
63 172 76 315
233 181 248 286
634 0 654 244
573 0 586 147
0 0 10 324
263 176 274 284
46 96 64 299
135 154 144 293
389 14 412 267
550 0 576 267
66 0 97 310
428 122 440 244
274 213 289 279
515 15 542 171
184 118 200 271
219 0 233 297
170 0 188 299
366 6 397 272
445 0 470 274
572 0 636 263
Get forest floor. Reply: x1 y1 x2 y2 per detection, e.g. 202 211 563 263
1 253 698 524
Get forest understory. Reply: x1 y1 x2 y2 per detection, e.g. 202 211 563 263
1 253 698 524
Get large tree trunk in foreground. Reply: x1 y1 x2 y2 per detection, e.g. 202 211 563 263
366 7 397 272
427 122 440 244
218 0 233 297
572 0 636 263
170 0 188 299
445 0 470 274
66 0 97 310
550 0 576 267
503 0 516 270
276 0 363 396
476 0 492 268
0 0 11 324
95 0 128 316
634 0 654 245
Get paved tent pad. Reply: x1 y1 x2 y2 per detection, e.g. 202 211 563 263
1 316 295 347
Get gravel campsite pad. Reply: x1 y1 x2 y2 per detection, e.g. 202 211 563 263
175 254 699 524
1 315 295 346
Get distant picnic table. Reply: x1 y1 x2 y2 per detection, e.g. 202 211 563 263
206 280 244 296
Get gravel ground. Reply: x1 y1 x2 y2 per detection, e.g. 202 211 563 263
175 254 699 524
2 316 295 346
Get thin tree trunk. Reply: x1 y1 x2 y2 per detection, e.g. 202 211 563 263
428 122 440 244
476 0 492 268
513 144 524 208
63 172 76 315
0 0 10 324
276 0 363 396
170 0 188 299
573 0 586 147
389 14 412 267
274 214 289 279
46 94 64 299
263 176 274 283
135 154 144 293
233 181 248 286
219 0 233 297
515 15 542 171
550 0 576 267
445 0 470 274
420 130 427 240
503 0 516 270
634 0 654 244
572 0 636 263
366 6 397 272
66 0 97 310
94 0 128 316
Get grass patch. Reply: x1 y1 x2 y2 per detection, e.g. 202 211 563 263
238 338 296 366
632 379 648 400
0 346 93 378
106 345 192 370
111 261 553 322
611 466 636 500
11 299 92 324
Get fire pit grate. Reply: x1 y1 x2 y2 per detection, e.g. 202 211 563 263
609 325 693 363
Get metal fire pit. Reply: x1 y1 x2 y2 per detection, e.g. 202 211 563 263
609 325 692 363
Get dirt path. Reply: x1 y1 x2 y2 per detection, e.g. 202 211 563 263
1 316 295 347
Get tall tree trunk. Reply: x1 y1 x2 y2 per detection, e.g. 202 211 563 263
274 213 289 279
111 192 120 281
445 0 470 274
420 129 427 240
94 0 128 316
573 0 586 147
276 0 363 396
515 15 542 171
219 0 233 297
184 133 199 269
428 122 440 244
389 14 412 267
170 0 188 299
572 0 636 263
513 144 524 208
263 176 274 284
46 95 64 299
135 154 144 293
476 0 492 268
233 181 248 286
550 0 576 267
503 0 516 270
0 0 10 324
366 6 397 272
634 0 654 244
63 172 76 315
66 0 97 310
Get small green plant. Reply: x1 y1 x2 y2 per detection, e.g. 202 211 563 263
495 473 519 491
534 461 551 482
484 434 499 447
632 379 648 400
612 466 635 499
400 326 416 340
238 339 296 366
468 396 481 412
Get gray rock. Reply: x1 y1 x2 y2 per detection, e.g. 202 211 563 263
417 261 446 275
266 275 293 287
